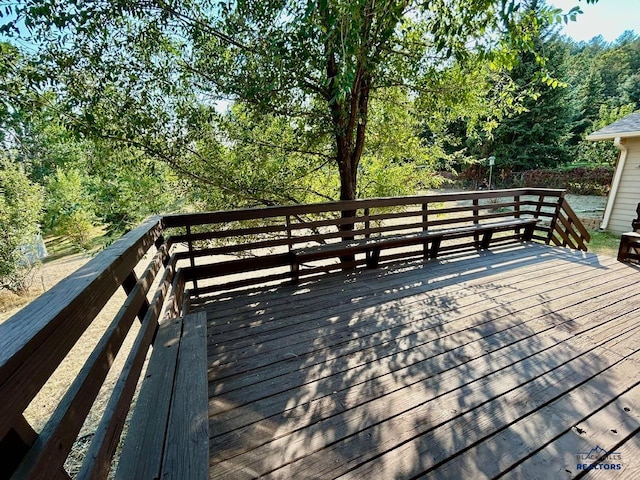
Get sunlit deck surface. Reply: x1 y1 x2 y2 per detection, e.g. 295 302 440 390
194 243 640 479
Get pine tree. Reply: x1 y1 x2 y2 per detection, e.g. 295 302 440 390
487 0 573 170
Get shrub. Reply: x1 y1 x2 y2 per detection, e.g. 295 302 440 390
44 168 97 249
522 166 613 195
0 160 44 294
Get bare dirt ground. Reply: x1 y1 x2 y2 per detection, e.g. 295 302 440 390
0 252 89 322
565 193 607 219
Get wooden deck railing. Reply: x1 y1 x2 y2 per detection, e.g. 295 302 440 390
548 196 591 251
0 217 180 479
164 188 588 296
0 188 589 478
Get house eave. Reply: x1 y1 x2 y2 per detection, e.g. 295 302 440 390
587 130 640 141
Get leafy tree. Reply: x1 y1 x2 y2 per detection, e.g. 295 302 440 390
0 160 43 294
3 0 595 213
44 168 97 249
89 142 182 236
473 0 574 171
566 31 640 143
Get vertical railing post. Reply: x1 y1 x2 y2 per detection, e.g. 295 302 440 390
534 194 544 220
286 214 296 278
364 208 372 263
473 197 480 249
364 208 371 238
285 214 293 252
422 202 429 259
514 194 521 239
186 224 198 294
547 192 565 246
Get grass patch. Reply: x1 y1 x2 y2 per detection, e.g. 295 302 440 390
44 226 108 262
587 229 620 258
0 290 40 319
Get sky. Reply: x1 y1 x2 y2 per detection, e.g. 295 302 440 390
551 0 640 42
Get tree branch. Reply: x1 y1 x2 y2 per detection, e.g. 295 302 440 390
155 0 258 54
251 139 334 160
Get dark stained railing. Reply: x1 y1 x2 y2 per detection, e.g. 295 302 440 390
0 188 589 478
549 196 591 251
164 188 587 295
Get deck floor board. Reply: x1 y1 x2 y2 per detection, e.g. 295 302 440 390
200 243 640 479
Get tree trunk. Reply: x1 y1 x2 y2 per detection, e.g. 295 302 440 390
323 3 372 266
328 64 371 266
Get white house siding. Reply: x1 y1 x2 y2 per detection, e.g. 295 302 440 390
608 137 640 234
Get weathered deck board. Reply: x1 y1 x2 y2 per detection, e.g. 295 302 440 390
207 273 638 437
200 244 640 479
162 311 209 479
499 382 640 479
207 252 621 380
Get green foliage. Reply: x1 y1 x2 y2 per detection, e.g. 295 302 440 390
566 31 640 140
469 1 574 170
0 160 43 294
2 0 574 209
89 144 182 236
358 88 445 197
0 50 181 244
2 0 621 237
574 103 636 166
44 168 97 249
445 10 640 176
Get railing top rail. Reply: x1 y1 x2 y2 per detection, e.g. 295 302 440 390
0 215 163 392
162 188 566 228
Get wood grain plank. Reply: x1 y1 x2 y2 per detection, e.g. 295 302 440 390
208 295 640 448
202 249 639 479
207 264 634 381
496 382 640 479
162 312 209 479
267 331 640 480
582 429 640 479
208 267 639 419
209 315 638 479
413 341 640 479
13 285 150 479
114 316 183 480
208 314 639 468
207 253 621 356
205 246 610 333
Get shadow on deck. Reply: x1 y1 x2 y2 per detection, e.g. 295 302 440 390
1 189 635 479
197 243 640 479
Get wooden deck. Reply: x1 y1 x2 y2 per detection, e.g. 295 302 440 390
196 243 640 479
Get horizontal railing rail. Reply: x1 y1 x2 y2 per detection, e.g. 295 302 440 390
0 217 182 479
164 188 581 296
0 188 589 478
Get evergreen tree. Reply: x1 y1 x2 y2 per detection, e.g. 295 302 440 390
484 0 573 170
